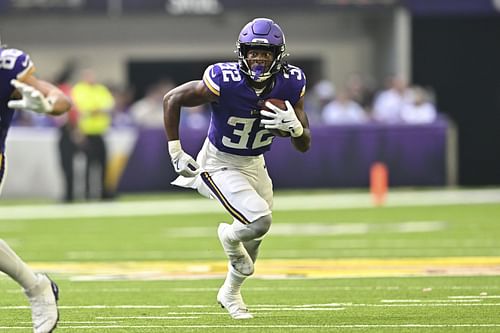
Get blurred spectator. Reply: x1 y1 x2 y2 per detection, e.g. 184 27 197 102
372 75 412 124
180 105 210 130
344 72 375 113
305 79 335 124
110 85 134 128
53 61 82 203
401 86 438 124
71 68 115 200
130 80 174 128
321 89 368 125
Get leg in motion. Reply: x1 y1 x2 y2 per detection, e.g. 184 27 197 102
0 240 59 333
217 214 272 319
243 239 262 263
218 214 271 275
217 222 254 276
216 265 253 319
202 168 272 319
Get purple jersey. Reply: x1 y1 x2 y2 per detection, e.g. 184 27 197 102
202 62 306 156
0 47 34 152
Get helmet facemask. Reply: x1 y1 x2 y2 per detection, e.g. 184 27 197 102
238 43 285 82
236 18 287 83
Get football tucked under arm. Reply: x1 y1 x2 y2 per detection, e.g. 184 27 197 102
259 98 304 138
258 99 290 137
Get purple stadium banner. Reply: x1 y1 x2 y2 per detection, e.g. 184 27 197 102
118 120 449 193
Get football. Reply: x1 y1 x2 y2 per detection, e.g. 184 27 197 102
260 98 291 137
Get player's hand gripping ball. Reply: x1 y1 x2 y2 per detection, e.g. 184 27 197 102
258 98 291 137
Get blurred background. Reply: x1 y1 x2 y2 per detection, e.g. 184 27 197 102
1 0 499 200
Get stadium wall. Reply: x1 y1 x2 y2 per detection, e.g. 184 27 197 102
0 10 407 88
2 123 453 199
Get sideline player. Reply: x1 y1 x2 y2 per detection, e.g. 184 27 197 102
163 18 310 319
1 38 71 332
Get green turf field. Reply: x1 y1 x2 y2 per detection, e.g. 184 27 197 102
0 189 499 332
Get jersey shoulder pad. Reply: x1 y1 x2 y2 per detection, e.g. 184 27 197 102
283 64 307 98
202 62 241 97
0 48 35 80
202 63 224 97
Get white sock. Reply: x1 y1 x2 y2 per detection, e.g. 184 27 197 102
223 265 248 294
0 239 38 290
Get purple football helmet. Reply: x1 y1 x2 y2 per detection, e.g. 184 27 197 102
236 18 287 82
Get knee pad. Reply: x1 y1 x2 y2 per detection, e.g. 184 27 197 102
248 214 272 239
233 214 272 241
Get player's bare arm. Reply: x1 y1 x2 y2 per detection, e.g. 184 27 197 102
163 80 216 141
10 74 71 116
24 75 71 115
163 80 217 177
0 44 63 333
290 97 311 153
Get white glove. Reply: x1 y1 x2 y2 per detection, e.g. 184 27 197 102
260 100 304 137
7 79 54 114
168 140 200 177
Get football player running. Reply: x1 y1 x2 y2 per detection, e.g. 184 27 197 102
1 38 71 332
163 18 311 319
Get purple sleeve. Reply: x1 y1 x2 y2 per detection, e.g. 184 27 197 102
1 48 34 81
0 48 34 98
287 65 306 101
202 63 223 97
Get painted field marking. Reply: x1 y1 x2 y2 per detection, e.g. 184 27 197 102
1 302 498 311
0 304 348 310
5 285 498 293
24 256 500 280
0 188 499 220
95 313 232 317
343 303 500 307
381 299 482 303
95 312 279 316
95 316 199 319
18 321 118 325
248 308 345 311
0 305 178 309
449 295 500 299
2 324 500 330
166 221 447 238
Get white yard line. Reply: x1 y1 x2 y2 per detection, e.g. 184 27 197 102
449 295 500 299
7 285 496 293
166 221 447 238
381 299 483 303
1 302 498 311
0 188 498 220
344 303 500 307
2 324 500 330
96 316 199 319
2 302 499 331
96 313 230 317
